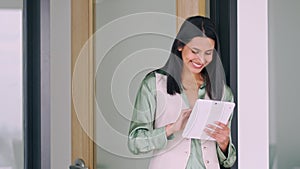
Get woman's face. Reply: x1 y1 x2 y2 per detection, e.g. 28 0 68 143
179 36 215 74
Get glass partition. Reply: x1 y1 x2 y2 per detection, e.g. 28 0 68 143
94 1 176 168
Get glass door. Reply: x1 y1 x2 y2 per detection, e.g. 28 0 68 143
93 1 177 168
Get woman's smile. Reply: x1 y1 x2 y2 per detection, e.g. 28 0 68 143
190 60 203 69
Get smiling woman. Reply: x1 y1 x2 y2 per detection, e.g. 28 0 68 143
128 16 236 169
0 9 23 169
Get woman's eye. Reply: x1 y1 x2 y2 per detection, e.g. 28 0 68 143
205 52 212 55
191 50 199 54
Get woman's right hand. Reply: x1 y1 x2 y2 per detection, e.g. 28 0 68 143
165 109 192 137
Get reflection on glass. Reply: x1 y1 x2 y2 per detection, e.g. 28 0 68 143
94 0 176 168
0 9 23 169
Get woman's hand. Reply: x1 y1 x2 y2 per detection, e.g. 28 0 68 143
165 109 192 137
204 121 230 153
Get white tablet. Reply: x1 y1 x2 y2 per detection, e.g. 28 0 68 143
182 99 235 141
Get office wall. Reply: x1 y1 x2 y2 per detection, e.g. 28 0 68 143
50 0 71 169
269 0 300 168
0 0 22 9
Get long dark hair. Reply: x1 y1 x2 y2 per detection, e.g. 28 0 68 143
160 16 223 100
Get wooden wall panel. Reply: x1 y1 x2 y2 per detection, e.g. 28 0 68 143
71 0 94 168
176 0 206 31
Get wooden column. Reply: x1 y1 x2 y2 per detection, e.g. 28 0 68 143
71 0 95 168
176 0 206 31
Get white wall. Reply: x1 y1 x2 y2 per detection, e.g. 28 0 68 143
50 0 71 169
238 0 269 168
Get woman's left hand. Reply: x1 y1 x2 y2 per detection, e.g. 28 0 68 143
204 121 230 153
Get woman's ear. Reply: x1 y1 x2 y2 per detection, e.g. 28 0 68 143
178 47 183 51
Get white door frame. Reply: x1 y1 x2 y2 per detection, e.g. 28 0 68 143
237 0 269 168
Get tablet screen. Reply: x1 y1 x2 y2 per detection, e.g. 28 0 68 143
182 99 235 140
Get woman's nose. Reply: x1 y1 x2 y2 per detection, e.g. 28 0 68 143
197 53 206 63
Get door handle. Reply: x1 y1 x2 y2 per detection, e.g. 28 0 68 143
69 158 88 169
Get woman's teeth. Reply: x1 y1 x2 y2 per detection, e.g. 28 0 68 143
192 61 202 68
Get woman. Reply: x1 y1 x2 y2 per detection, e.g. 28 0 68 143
128 16 236 169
